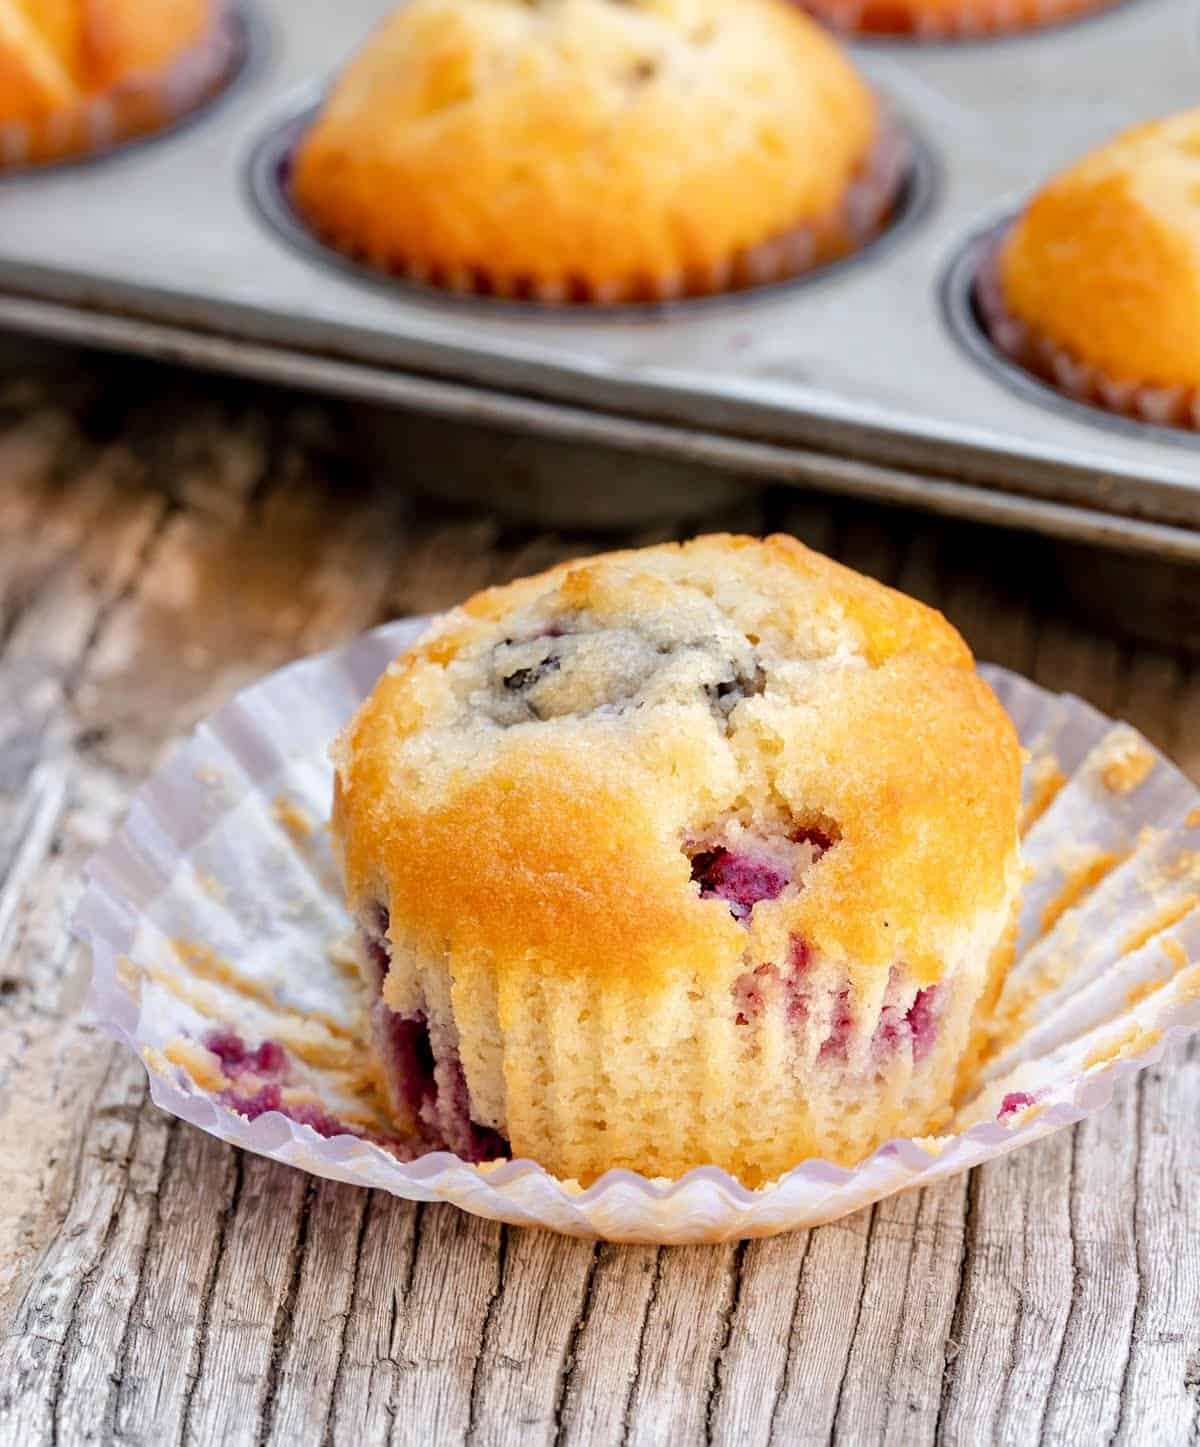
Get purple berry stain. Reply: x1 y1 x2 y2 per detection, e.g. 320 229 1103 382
205 1030 286 1078
999 1091 1036 1119
690 847 789 920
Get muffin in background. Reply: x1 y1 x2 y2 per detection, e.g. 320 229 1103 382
291 0 908 304
0 0 237 168
795 0 1118 39
979 108 1200 431
332 535 1023 1186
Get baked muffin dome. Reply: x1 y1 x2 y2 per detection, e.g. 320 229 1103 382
0 0 232 167
333 535 1022 1185
291 0 898 303
991 109 1200 416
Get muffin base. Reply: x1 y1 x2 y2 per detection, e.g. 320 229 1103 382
795 0 1118 37
357 897 1011 1187
0 1 241 172
976 244 1200 432
291 113 912 307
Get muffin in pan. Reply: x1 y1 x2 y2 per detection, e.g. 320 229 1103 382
332 535 1022 1186
795 0 1118 39
979 108 1200 432
0 0 237 169
290 0 908 305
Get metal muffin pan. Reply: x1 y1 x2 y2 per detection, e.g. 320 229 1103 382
0 0 1198 559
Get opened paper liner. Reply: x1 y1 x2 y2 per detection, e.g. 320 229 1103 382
76 619 1200 1243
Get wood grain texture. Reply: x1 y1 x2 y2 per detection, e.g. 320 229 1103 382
0 362 1198 1446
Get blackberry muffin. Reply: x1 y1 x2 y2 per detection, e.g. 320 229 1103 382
981 108 1200 430
291 0 906 303
333 536 1022 1185
0 0 235 168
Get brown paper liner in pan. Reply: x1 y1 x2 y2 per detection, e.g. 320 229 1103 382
976 243 1200 433
295 110 911 307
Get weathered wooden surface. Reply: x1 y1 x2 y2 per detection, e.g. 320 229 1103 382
0 358 1197 1447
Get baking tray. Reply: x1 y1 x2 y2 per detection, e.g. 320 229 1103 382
0 0 1198 560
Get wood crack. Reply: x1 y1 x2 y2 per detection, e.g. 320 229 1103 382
1037 1128 1080 1442
106 1119 179 1442
258 1175 317 1447
703 1239 748 1446
550 1241 602 1447
767 1229 816 1447
935 1167 981 1441
48 1063 150 1447
178 1151 245 1447
465 1222 509 1445
322 1190 375 1447
827 1207 878 1446
619 1247 663 1447
1113 1074 1148 1445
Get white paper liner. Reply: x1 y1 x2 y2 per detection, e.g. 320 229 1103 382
75 619 1200 1243
977 243 1200 432
796 0 1114 38
0 1 239 172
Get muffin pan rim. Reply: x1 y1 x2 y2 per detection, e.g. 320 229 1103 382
940 208 1200 454
245 92 941 322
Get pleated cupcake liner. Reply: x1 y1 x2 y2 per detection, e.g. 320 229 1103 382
290 107 911 306
976 243 1200 432
75 618 1200 1243
795 0 1115 37
0 0 240 172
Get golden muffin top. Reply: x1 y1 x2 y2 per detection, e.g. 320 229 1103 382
0 0 212 121
334 535 1022 998
1000 108 1200 389
292 0 878 297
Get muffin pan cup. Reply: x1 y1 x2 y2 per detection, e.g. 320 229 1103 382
76 617 1200 1244
259 102 921 307
0 0 248 172
0 0 1199 559
957 230 1200 437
